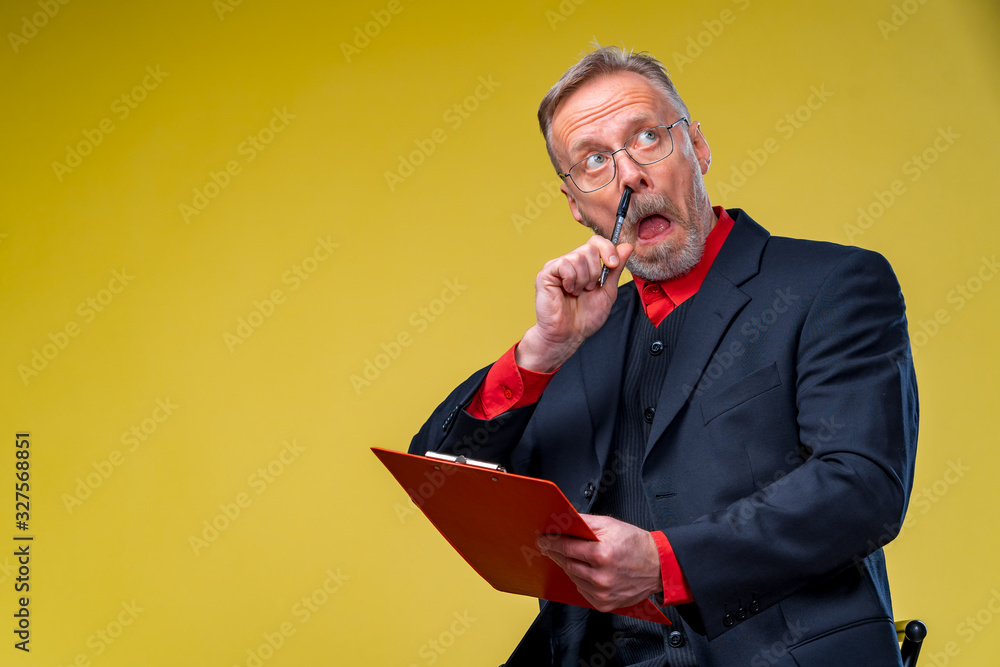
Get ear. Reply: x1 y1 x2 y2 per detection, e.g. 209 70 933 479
560 180 586 226
690 121 712 174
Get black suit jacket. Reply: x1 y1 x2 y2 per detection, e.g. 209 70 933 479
409 210 918 666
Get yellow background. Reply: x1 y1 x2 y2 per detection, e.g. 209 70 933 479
2 0 998 664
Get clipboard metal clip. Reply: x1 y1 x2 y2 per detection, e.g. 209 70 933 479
424 450 506 472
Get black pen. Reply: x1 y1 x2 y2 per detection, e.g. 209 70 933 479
598 186 633 287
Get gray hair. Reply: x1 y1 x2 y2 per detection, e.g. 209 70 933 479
537 45 690 173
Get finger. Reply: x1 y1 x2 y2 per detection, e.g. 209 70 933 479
541 255 581 295
537 533 576 557
559 556 603 585
556 257 582 295
603 242 634 288
545 240 613 294
586 235 621 271
557 253 587 294
566 243 606 289
539 547 596 586
538 534 598 565
539 547 569 571
566 248 604 292
555 244 606 294
615 242 634 267
561 570 619 612
578 513 623 542
580 513 614 531
585 234 617 262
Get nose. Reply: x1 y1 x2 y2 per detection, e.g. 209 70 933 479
613 147 650 194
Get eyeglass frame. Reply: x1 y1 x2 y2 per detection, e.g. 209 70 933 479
556 117 691 193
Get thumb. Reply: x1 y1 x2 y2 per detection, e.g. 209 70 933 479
604 243 634 288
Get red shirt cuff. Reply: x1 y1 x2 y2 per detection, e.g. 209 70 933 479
465 343 556 420
652 531 694 605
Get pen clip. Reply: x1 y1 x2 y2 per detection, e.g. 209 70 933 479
598 186 633 287
615 186 633 223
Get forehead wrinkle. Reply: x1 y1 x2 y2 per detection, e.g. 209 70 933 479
554 83 667 159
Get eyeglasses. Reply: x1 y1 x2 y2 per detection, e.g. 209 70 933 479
557 117 690 193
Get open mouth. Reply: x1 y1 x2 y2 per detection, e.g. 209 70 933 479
636 213 674 242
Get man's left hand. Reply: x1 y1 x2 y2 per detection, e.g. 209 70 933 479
537 514 661 612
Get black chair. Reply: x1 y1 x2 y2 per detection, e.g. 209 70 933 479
896 619 927 667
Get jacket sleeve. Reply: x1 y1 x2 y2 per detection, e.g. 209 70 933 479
407 364 540 469
665 249 919 639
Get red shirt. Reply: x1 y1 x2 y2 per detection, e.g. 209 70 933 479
466 207 736 605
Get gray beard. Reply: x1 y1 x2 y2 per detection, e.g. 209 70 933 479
584 188 710 282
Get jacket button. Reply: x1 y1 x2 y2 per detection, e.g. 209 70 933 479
583 483 595 500
644 407 655 423
667 630 685 648
736 607 747 621
650 340 664 355
723 613 735 628
749 600 760 614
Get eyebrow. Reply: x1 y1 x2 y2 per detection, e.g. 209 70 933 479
566 114 661 159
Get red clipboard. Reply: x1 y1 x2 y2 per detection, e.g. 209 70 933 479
372 447 670 625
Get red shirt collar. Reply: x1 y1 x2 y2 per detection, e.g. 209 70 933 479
632 206 735 326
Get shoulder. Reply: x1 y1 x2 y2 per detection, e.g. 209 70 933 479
727 208 898 285
764 237 900 302
721 211 905 324
767 235 892 273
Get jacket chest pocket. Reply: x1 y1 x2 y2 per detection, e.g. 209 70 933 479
700 362 782 425
697 362 805 493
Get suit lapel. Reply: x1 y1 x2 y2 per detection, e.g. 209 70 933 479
578 284 638 473
645 211 770 453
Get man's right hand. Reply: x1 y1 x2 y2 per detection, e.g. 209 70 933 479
516 236 634 373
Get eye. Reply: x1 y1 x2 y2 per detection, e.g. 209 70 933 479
583 153 609 171
633 128 660 149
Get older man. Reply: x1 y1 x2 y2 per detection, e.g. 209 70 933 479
409 46 917 666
